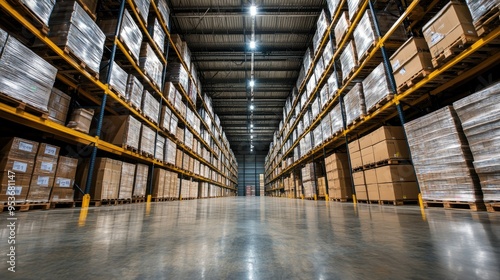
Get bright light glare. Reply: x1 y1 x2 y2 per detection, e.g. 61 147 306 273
250 5 257 16
249 80 255 87
250 104 254 110
250 40 256 49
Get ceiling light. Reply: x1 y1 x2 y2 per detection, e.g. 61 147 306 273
250 5 257 16
250 104 254 110
251 129 253 133
249 80 255 88
251 135 254 139
250 40 256 49
250 123 254 128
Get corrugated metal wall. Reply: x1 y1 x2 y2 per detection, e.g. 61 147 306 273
236 154 265 196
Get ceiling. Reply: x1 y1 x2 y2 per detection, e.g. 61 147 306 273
168 0 326 155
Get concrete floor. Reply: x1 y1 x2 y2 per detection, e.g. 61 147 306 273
1 197 499 279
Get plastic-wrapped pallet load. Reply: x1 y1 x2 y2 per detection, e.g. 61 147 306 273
453 82 500 202
326 153 352 200
100 61 128 98
339 40 358 82
118 162 135 199
303 48 313 73
334 12 349 47
67 108 94 134
49 1 105 74
99 9 142 63
133 0 150 24
152 168 166 198
166 62 190 96
133 164 148 198
313 125 323 148
78 158 122 200
0 35 57 112
362 63 393 112
170 114 178 135
160 105 172 131
148 17 166 53
155 135 165 162
126 74 144 110
101 115 141 151
140 124 155 157
353 10 406 61
313 10 330 53
465 0 500 24
51 156 78 202
142 90 160 124
0 28 7 53
140 43 164 88
155 0 170 24
20 0 56 26
47 88 71 125
347 0 363 22
181 42 192 71
301 162 317 198
323 39 335 67
327 0 342 18
321 113 332 140
404 106 482 202
343 83 365 126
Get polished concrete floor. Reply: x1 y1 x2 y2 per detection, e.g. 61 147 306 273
1 197 499 279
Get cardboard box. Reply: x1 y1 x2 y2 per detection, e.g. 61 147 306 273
50 187 75 202
133 164 148 197
118 162 135 199
390 38 433 89
359 134 373 149
0 137 38 158
361 146 375 165
37 143 60 158
367 184 380 200
422 1 478 59
375 165 417 183
47 88 71 125
350 151 363 169
152 168 166 198
78 158 122 200
353 171 365 186
370 126 406 146
373 140 410 162
101 115 142 150
67 108 94 134
379 182 419 201
348 139 360 153
33 156 58 175
0 156 35 175
53 156 78 188
364 169 378 185
26 174 55 202
355 185 367 200
0 172 30 203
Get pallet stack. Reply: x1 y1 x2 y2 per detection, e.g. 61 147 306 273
325 153 352 202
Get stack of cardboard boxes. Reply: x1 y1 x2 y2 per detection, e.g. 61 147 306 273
27 143 60 202
259 174 265 196
51 156 78 202
325 153 352 201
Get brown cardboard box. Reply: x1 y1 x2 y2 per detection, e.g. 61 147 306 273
317 177 326 197
422 1 478 59
152 168 166 198
0 156 35 175
348 139 360 153
364 169 378 185
350 151 363 169
378 182 419 201
355 185 367 200
359 134 372 150
0 137 38 158
78 158 122 200
353 171 365 186
53 156 78 188
390 38 433 89
0 172 30 203
133 164 148 197
67 108 94 134
47 88 71 125
361 146 375 165
101 115 142 150
37 143 60 158
33 156 58 175
27 174 54 202
373 140 410 162
50 187 75 202
118 162 135 199
370 126 406 146
176 149 183 168
375 165 417 183
367 184 380 200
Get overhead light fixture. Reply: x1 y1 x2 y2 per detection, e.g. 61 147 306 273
250 123 254 128
250 40 256 49
251 135 254 139
251 129 254 133
250 104 254 110
250 5 257 16
249 79 255 88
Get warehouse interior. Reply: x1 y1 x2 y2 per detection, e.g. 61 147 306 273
0 0 499 278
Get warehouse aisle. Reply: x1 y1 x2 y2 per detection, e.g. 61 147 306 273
1 198 499 279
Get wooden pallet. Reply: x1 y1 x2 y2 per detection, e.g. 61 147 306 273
485 202 500 213
342 65 360 84
75 200 101 207
152 197 168 202
474 4 500 37
0 201 50 212
122 144 139 154
61 46 100 79
118 37 139 64
9 0 49 35
330 198 350 202
0 92 49 118
50 201 75 209
132 197 146 203
431 34 478 68
358 39 379 63
356 199 373 204
378 200 418 206
424 200 486 211
75 0 97 21
366 93 395 115
397 69 433 93
140 150 155 159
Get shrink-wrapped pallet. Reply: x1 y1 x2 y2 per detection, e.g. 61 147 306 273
453 82 500 201
155 135 165 162
327 72 339 99
339 41 358 82
170 114 178 135
465 0 500 24
348 0 363 22
142 90 160 124
0 36 57 112
101 115 141 150
99 9 142 63
160 105 172 131
152 168 166 198
362 63 392 112
20 0 55 26
343 83 365 126
166 62 190 93
126 74 144 110
79 158 122 200
49 1 105 74
100 60 128 98
47 88 71 125
140 124 155 156
148 17 166 53
321 113 332 140
313 10 330 53
323 39 335 67
119 162 135 199
0 28 7 53
330 103 343 135
313 125 323 148
327 0 342 18
354 10 406 60
140 43 164 88
325 153 352 200
133 163 148 197
155 0 170 25
334 12 349 46
133 0 150 24
404 106 482 202
303 48 313 74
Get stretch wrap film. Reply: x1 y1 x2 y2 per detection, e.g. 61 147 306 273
362 62 392 112
405 106 482 202
454 82 500 201
166 62 189 93
148 17 166 53
340 40 357 82
133 163 148 197
20 0 55 26
343 83 365 126
140 43 164 88
465 0 500 23
126 74 144 110
142 90 160 124
330 103 343 135
155 0 170 28
100 60 128 99
0 36 57 112
133 0 150 24
119 162 135 199
140 124 155 156
49 1 105 74
155 135 165 162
